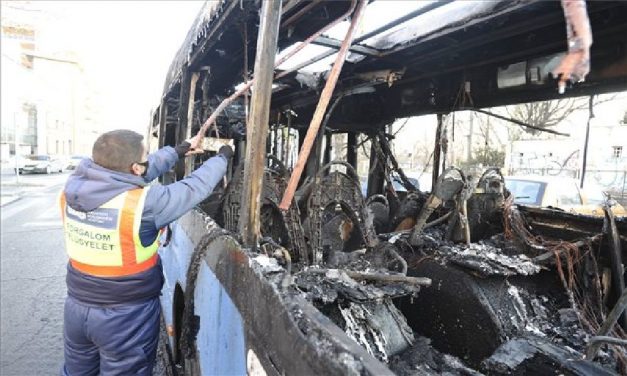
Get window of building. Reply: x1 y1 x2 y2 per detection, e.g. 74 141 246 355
26 108 37 144
612 146 623 159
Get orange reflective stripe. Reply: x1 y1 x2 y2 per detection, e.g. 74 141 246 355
59 193 66 220
71 253 158 277
119 189 142 267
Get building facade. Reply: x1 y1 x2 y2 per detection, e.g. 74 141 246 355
1 1 100 161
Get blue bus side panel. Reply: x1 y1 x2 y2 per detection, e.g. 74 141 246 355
195 262 247 375
159 221 195 348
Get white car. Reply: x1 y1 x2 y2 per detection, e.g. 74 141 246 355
22 155 64 174
67 155 88 170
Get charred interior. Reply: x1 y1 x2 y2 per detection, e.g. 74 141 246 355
154 1 627 375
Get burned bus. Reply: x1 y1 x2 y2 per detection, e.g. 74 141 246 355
149 1 627 375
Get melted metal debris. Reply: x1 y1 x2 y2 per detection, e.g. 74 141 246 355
501 281 590 355
294 267 420 304
389 336 483 376
293 264 419 364
436 242 541 276
482 337 615 375
389 227 448 251
340 300 414 363
249 254 284 273
483 338 537 373
289 307 367 376
507 283 547 338
203 212 221 232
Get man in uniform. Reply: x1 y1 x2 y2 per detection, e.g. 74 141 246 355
59 129 233 375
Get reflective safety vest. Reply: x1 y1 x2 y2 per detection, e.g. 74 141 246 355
59 188 159 277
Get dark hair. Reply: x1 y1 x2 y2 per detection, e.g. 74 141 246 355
92 130 144 172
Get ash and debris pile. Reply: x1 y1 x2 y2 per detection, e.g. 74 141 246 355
237 162 626 375
285 250 426 363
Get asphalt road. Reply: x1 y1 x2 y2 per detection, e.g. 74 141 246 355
1 171 71 375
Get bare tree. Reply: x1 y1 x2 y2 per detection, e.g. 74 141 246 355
505 98 587 135
466 113 506 168
413 142 433 171
505 95 617 135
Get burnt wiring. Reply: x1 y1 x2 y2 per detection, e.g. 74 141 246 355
503 197 627 370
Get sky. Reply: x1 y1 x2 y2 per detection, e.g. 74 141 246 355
33 1 205 134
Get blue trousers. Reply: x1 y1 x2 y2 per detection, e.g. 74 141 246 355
62 296 160 376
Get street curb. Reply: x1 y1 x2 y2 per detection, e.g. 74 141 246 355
0 195 23 208
1 183 45 187
0 177 67 208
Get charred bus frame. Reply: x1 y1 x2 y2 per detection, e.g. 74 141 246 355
151 1 627 375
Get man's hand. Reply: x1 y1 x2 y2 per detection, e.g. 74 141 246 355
185 135 205 156
218 145 234 160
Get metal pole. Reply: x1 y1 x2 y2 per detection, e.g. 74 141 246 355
467 111 473 163
347 132 357 168
13 112 20 185
367 141 384 197
586 290 627 360
622 171 626 202
432 114 443 191
239 0 283 247
185 72 199 176
580 95 594 188
175 67 191 180
285 112 292 167
603 204 626 329
323 133 332 166
279 0 368 210
158 98 167 149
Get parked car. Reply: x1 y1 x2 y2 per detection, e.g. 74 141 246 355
66 155 88 170
579 182 626 217
22 155 64 174
391 174 419 192
504 175 626 217
361 174 420 197
5 155 29 174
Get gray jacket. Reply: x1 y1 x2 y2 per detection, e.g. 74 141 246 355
63 146 227 306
